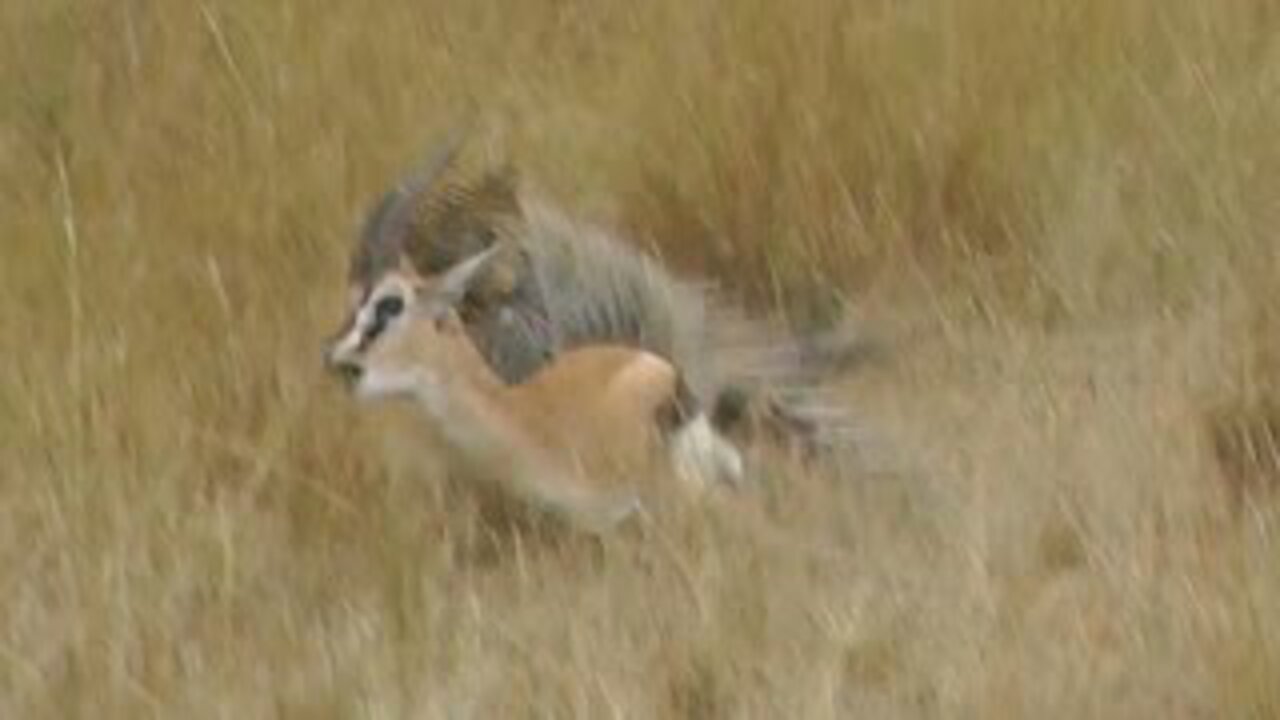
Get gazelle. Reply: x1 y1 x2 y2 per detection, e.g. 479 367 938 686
325 244 744 533
346 131 874 465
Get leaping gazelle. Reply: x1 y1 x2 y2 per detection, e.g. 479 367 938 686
324 244 744 533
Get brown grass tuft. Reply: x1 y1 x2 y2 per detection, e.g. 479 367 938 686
1208 401 1280 511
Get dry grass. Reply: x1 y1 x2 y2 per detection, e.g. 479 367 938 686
3 0 1280 716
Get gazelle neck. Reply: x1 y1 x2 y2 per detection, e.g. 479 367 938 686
402 358 522 453
398 331 559 476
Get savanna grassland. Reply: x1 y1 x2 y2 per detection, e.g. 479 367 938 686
3 1 1280 717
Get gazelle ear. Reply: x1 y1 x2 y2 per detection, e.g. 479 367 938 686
433 242 512 309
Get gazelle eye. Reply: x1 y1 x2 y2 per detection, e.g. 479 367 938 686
374 295 404 324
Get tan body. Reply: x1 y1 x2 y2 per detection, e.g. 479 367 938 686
400 336 692 528
493 347 682 478
325 247 741 532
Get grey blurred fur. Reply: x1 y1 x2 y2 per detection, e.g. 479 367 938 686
346 133 873 459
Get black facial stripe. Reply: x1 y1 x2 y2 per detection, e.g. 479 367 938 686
356 294 406 351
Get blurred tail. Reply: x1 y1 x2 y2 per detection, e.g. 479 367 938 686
710 382 869 464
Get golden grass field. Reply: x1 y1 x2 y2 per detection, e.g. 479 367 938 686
4 0 1280 716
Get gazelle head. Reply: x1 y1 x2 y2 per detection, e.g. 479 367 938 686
324 244 507 401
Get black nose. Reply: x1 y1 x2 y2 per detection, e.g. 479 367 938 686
324 348 364 385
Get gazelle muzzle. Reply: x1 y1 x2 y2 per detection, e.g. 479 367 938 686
323 318 368 388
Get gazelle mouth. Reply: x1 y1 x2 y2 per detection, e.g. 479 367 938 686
329 360 364 387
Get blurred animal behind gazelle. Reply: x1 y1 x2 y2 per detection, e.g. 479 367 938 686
344 130 870 466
